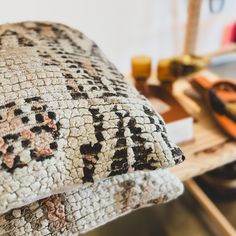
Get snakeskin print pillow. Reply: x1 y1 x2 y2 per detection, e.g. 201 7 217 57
0 169 183 236
0 21 184 214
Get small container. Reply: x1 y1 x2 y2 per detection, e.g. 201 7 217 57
131 56 151 81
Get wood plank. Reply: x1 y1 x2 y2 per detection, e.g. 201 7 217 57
185 179 236 236
184 0 202 54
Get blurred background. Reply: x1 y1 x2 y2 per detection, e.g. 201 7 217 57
1 1 236 235
0 0 236 72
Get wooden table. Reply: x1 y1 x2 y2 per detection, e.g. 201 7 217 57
171 77 236 181
126 71 236 236
172 75 236 236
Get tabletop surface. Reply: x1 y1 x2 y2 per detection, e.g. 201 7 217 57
125 71 236 181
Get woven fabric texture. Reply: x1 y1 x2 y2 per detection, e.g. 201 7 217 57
0 21 184 215
0 169 183 236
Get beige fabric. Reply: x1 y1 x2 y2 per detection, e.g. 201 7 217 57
0 21 184 235
0 169 183 236
0 21 184 214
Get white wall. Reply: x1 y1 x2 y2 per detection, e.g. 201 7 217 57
0 0 235 72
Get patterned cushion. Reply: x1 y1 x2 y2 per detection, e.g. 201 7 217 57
0 169 183 235
0 21 184 214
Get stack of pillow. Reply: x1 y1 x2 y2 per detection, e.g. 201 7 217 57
0 22 185 235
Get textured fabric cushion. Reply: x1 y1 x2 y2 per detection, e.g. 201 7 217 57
0 169 183 236
0 21 184 214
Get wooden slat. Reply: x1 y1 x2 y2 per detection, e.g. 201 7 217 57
184 0 202 54
173 141 236 181
186 179 236 236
